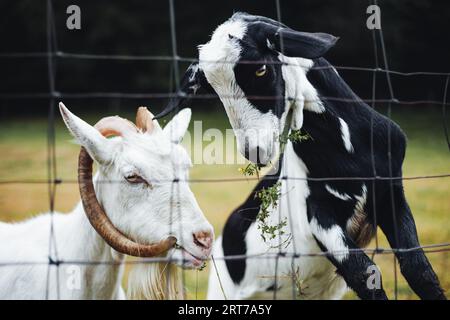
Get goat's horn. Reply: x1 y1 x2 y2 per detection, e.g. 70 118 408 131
95 116 139 137
78 117 176 257
136 106 159 133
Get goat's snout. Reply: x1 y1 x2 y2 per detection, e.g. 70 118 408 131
193 231 213 253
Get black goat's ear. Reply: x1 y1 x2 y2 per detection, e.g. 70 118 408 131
153 62 215 120
251 21 338 59
273 30 338 59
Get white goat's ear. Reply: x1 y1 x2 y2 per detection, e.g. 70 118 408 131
59 102 112 164
162 108 192 144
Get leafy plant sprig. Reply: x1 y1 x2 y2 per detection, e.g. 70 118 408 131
290 266 309 297
238 128 310 244
254 182 287 242
199 261 207 271
238 162 261 179
279 129 311 150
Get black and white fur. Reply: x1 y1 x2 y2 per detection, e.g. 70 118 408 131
156 13 446 300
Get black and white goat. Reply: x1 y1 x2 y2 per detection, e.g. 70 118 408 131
156 13 445 300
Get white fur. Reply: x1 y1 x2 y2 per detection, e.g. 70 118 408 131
346 184 368 233
310 218 349 263
163 108 192 144
0 204 124 299
279 55 325 130
354 184 368 212
198 19 246 65
127 262 182 300
338 117 354 153
0 104 213 299
207 236 236 300
207 142 348 300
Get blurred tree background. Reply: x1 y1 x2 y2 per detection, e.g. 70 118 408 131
0 0 449 116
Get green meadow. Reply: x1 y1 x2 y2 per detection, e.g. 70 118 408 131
0 106 448 299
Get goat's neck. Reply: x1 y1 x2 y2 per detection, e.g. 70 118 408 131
56 173 125 299
67 202 122 262
277 141 309 221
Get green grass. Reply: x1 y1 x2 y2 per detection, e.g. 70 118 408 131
0 106 448 300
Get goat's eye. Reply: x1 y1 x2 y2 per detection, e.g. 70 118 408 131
125 174 145 184
255 65 267 77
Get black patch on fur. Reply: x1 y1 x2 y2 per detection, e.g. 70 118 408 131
233 34 285 118
266 283 277 291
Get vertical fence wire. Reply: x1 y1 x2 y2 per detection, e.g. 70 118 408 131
168 0 187 299
45 0 60 300
442 75 450 151
273 0 283 300
373 0 399 299
369 0 380 253
369 0 380 300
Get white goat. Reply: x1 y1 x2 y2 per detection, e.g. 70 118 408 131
0 103 214 300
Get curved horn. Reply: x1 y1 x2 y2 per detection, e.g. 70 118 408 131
78 117 176 257
95 116 139 137
136 106 157 133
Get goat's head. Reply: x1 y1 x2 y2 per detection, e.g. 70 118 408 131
156 12 338 165
59 103 213 269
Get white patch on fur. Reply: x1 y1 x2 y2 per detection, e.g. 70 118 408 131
278 55 324 130
310 218 349 263
198 19 246 67
188 64 201 93
346 184 368 233
338 117 354 153
279 55 325 114
354 184 368 213
325 184 352 201
345 184 373 247
188 63 199 81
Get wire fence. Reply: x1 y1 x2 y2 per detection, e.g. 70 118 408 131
0 0 449 300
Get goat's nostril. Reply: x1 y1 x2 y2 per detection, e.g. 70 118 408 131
193 231 212 249
255 146 261 163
